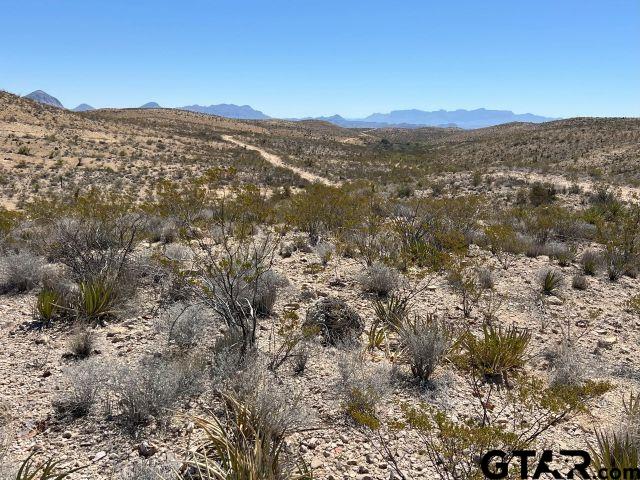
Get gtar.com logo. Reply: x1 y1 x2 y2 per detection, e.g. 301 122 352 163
481 450 639 479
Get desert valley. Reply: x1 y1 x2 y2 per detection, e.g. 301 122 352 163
0 89 639 479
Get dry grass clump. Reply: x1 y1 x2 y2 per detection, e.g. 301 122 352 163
572 274 588 290
580 249 600 275
67 327 96 358
0 251 45 293
53 359 104 418
357 261 400 296
186 394 313 480
336 350 390 426
158 302 210 351
112 355 205 434
398 314 453 382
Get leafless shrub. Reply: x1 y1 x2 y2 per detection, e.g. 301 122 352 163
0 251 45 293
113 355 205 434
357 261 400 296
548 340 584 388
399 315 453 382
145 215 178 244
158 302 210 351
545 241 576 266
190 230 278 354
163 243 192 262
477 267 494 290
304 296 364 344
572 274 588 290
53 359 105 418
209 327 257 385
230 366 311 439
315 241 334 266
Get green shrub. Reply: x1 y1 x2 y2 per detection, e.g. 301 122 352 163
459 324 531 384
529 181 557 206
35 288 61 324
16 146 31 156
591 431 639 478
539 268 563 296
13 452 86 479
76 279 115 323
627 294 640 315
373 291 410 332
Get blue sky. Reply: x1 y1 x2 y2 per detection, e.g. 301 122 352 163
1 0 638 118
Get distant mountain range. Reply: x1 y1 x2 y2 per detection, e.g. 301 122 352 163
360 108 553 129
181 104 269 120
21 90 555 129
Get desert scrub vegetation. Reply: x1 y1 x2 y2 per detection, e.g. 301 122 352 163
591 393 640 478
398 314 453 382
403 376 612 480
0 251 44 294
187 226 280 355
457 324 531 385
357 261 400 296
304 296 364 345
539 268 564 296
186 393 313 480
111 354 205 434
337 350 390 426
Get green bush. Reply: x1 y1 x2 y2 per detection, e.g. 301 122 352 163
35 288 61 324
540 268 563 296
76 279 115 323
459 324 531 384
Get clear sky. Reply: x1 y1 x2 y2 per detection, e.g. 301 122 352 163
1 0 638 118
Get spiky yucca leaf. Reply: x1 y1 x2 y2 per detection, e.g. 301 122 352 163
76 279 115 322
15 452 86 480
590 431 639 476
460 324 531 383
187 395 312 480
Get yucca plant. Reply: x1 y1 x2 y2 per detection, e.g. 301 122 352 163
373 291 410 332
187 395 313 480
366 320 387 352
35 289 61 324
590 431 639 477
540 269 563 296
76 279 115 323
460 324 531 384
581 250 600 276
15 452 86 479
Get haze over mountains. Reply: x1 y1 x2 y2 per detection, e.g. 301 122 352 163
20 89 555 129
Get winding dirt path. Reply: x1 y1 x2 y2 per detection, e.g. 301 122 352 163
222 135 338 186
